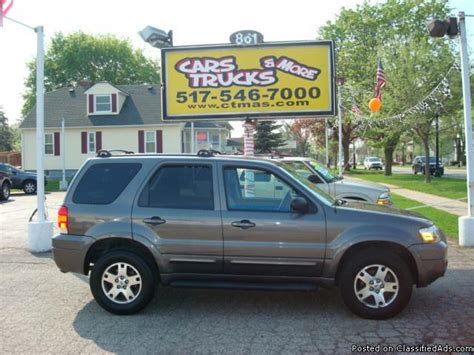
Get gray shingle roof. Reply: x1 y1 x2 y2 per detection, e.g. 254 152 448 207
20 84 173 129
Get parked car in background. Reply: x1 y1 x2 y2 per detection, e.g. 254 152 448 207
0 163 44 194
281 157 391 205
363 157 383 170
0 164 12 200
412 156 444 176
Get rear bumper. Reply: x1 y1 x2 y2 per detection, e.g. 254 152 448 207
409 241 448 287
52 234 95 274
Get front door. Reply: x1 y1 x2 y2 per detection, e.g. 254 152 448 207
132 161 222 274
218 163 326 277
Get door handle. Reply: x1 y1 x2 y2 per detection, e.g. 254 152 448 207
143 216 166 225
231 219 256 229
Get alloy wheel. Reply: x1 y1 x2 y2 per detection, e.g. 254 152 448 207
101 262 142 304
353 264 399 309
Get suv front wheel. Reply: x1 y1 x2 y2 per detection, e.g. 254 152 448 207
90 250 156 315
339 249 413 319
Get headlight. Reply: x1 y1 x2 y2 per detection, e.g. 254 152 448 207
376 191 391 205
419 225 440 243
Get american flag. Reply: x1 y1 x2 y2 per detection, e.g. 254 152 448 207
374 59 386 100
351 98 362 114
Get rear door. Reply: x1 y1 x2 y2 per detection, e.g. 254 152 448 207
218 162 326 277
132 160 223 274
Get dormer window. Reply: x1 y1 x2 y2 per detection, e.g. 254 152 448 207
95 95 112 113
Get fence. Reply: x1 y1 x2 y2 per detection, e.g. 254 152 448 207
0 151 21 167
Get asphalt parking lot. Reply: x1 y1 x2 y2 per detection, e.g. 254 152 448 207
1 192 473 354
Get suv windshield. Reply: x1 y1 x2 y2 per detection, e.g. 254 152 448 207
276 162 336 205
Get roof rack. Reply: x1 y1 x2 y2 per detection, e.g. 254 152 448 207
96 149 135 158
196 149 223 157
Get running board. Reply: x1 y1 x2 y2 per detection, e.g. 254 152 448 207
169 280 318 291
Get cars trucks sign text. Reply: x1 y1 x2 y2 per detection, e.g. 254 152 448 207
161 41 335 121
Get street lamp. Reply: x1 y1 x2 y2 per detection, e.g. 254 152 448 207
3 14 53 252
428 12 474 246
139 26 173 48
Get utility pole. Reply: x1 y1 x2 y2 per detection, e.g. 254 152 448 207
435 112 440 177
60 118 68 190
325 117 329 168
336 78 345 177
458 11 474 246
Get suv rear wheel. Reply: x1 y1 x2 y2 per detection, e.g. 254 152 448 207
90 250 156 315
339 249 413 319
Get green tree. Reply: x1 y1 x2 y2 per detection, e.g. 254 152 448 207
319 0 456 178
0 108 15 151
254 121 286 153
22 31 161 117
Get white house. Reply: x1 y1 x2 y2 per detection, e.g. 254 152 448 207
20 82 232 178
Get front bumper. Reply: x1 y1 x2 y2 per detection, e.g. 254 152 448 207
52 234 95 274
409 240 448 287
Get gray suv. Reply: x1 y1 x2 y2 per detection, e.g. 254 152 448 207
52 151 447 319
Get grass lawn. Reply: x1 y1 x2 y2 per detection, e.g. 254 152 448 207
12 180 65 193
391 193 458 239
348 170 467 200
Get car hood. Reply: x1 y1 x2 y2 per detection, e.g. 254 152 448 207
335 178 389 193
339 200 431 225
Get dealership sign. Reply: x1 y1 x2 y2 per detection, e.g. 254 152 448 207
161 41 335 121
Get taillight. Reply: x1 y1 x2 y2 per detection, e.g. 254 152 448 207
58 205 69 234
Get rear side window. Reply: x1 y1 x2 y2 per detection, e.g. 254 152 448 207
139 165 213 210
73 163 141 205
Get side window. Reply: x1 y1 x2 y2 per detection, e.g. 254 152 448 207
139 165 213 210
224 167 297 212
72 163 141 205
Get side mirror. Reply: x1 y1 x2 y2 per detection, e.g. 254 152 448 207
308 174 322 184
291 197 309 214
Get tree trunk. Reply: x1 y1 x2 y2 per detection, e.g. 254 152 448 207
384 147 394 176
343 139 351 171
423 138 431 183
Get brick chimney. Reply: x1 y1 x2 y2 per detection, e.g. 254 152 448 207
78 80 92 89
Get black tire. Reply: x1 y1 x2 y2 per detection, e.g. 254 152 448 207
23 180 37 194
90 250 156 315
339 249 413 320
0 182 11 200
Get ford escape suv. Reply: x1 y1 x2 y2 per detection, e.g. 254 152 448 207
52 151 447 319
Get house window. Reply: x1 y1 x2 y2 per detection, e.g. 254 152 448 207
211 133 220 149
88 132 96 153
44 133 53 155
95 95 111 113
145 131 156 153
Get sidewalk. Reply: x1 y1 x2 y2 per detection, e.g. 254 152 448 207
351 178 468 216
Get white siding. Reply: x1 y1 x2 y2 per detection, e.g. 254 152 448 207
21 125 182 171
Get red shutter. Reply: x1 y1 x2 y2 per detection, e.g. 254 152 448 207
88 95 94 114
138 130 144 153
156 130 163 153
96 131 102 152
111 93 117 112
81 132 87 153
54 132 60 156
